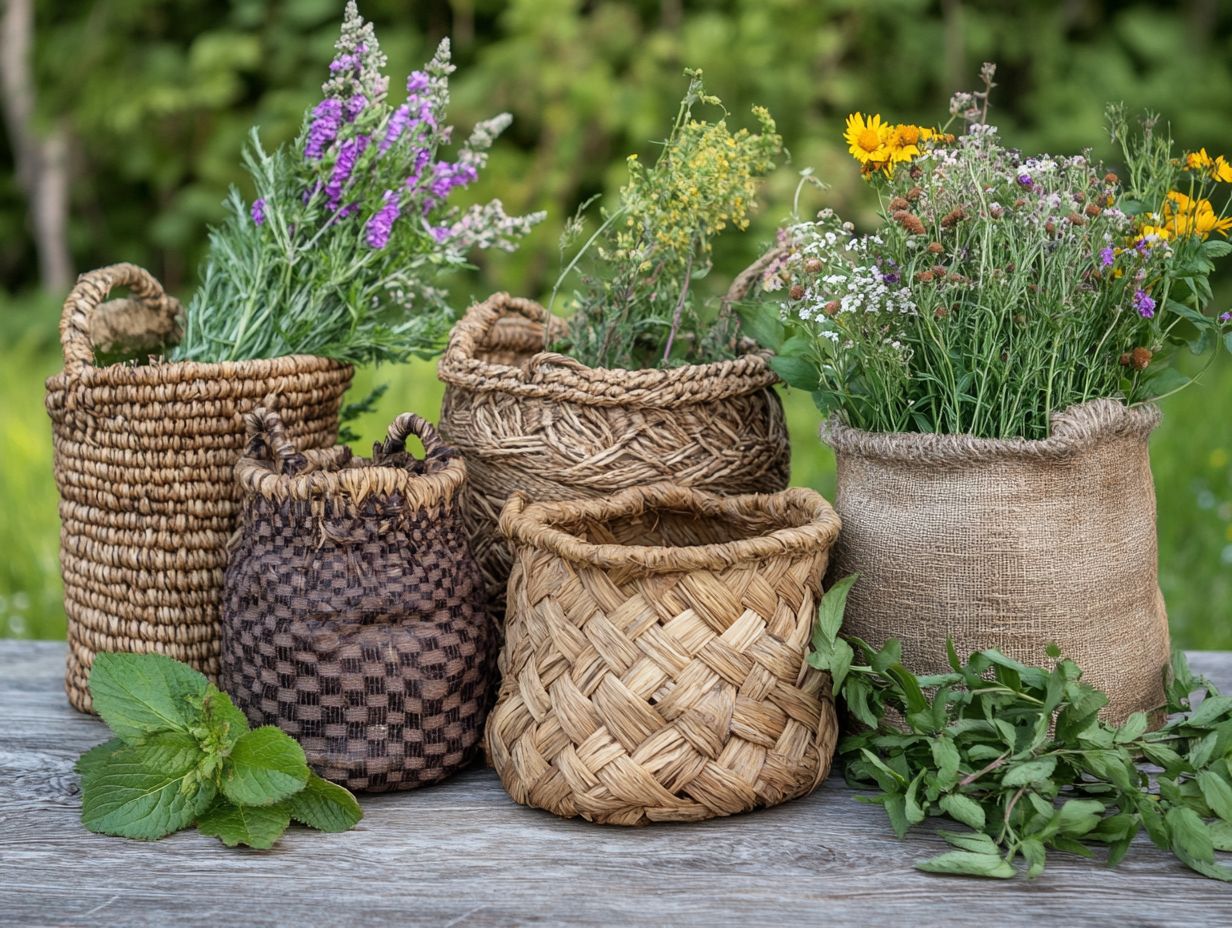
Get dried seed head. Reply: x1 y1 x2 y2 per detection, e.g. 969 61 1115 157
906 186 924 202
1014 198 1026 208
990 205 1005 219
1119 352 1132 367
934 305 949 319
941 207 966 229
824 299 840 316
1085 203 1102 218
893 210 926 236
916 270 935 283
1006 262 1016 273
889 196 910 211
789 284 805 300
1045 220 1057 234
927 241 945 255
1067 211 1086 226
1131 347 1153 370
804 257 823 274
1104 171 1119 185
909 165 923 180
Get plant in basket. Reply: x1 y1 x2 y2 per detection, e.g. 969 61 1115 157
437 72 792 605
46 1 540 712
754 63 1232 722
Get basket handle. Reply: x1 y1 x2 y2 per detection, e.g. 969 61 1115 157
244 405 309 475
381 414 456 463
714 245 789 349
59 263 184 375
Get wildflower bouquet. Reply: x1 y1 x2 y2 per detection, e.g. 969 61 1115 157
174 2 543 365
554 71 782 370
766 64 1232 440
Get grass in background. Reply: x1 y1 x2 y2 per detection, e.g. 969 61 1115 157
2 331 1230 649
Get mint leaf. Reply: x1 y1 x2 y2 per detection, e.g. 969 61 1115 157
1197 771 1232 823
75 738 125 778
89 652 208 743
221 727 310 806
1002 757 1058 787
817 574 858 644
201 686 251 754
939 793 985 830
197 799 291 850
80 742 215 840
1166 805 1215 865
287 774 363 833
915 850 1016 879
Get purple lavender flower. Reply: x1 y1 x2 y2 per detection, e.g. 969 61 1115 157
1099 246 1114 267
1133 289 1156 319
406 70 429 94
345 94 367 121
365 190 401 249
306 98 344 160
324 134 370 210
1220 311 1231 323
381 104 412 153
251 198 266 226
1017 172 1034 189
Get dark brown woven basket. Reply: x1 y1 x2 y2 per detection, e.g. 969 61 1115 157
45 263 353 713
221 408 495 792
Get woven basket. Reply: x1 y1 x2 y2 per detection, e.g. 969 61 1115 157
437 294 791 608
45 264 353 713
487 482 842 825
221 409 495 791
823 399 1171 724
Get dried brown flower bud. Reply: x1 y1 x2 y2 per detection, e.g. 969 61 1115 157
893 210 926 235
804 257 823 274
934 305 949 319
915 271 935 283
1119 352 1132 367
824 300 840 316
1014 198 1026 208
1085 203 1102 218
789 284 805 300
909 165 923 180
1067 212 1086 226
1045 220 1057 234
1131 347 1153 370
927 242 944 255
889 196 910 211
1104 171 1119 185
1006 262 1016 273
932 264 948 277
990 205 1005 219
941 207 966 229
906 186 924 202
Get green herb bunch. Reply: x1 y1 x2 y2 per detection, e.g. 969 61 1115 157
764 64 1232 440
810 576 1232 881
554 70 782 370
77 652 362 849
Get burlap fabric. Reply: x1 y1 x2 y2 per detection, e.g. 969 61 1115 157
487 482 842 825
45 264 352 713
436 293 791 609
221 409 494 792
823 399 1171 723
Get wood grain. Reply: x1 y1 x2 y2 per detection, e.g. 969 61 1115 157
2 641 1230 928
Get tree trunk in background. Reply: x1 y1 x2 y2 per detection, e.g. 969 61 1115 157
1 0 72 293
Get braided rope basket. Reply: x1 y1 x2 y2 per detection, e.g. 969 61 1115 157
221 410 494 791
487 482 842 825
436 278 791 609
45 264 353 712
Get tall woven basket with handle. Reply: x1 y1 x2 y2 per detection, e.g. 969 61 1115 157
45 263 353 712
487 482 842 825
437 271 791 609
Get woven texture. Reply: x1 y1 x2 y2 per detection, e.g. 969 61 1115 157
436 293 791 608
487 483 841 825
823 399 1171 723
221 410 495 792
45 264 352 713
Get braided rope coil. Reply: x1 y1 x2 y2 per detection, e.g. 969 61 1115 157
45 264 353 712
487 482 842 825
437 293 791 607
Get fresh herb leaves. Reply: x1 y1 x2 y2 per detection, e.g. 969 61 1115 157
810 576 1232 881
77 652 362 848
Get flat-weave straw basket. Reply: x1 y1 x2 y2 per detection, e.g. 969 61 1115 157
437 285 791 609
487 482 842 825
45 264 353 713
222 409 494 791
823 398 1171 724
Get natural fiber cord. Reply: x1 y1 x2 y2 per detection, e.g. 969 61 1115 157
822 398 1171 723
46 264 353 712
487 482 841 824
222 410 495 791
437 293 791 608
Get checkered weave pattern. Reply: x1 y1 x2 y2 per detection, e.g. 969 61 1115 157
487 483 842 825
221 409 494 792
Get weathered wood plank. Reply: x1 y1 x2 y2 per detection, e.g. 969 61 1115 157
1 641 1230 927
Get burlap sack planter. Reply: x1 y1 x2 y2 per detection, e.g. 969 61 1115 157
45 264 352 713
823 399 1171 723
487 482 842 825
221 409 495 792
436 293 791 608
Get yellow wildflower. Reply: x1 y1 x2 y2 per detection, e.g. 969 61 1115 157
844 113 892 168
1161 190 1232 238
1185 148 1214 171
1214 155 1232 183
887 124 925 163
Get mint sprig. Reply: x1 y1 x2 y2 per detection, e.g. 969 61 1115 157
76 652 362 848
810 576 1232 881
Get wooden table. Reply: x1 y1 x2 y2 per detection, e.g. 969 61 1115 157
3 641 1231 927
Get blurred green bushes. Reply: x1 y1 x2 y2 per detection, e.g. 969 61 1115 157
2 0 1232 646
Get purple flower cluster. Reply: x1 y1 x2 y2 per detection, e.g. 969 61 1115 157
325 135 370 211
1099 245 1114 267
305 99 344 160
365 190 401 249
1133 289 1156 319
251 198 266 226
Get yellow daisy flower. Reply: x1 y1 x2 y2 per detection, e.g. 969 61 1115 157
845 113 892 167
1185 148 1214 171
1213 155 1232 183
887 124 924 163
1161 190 1232 238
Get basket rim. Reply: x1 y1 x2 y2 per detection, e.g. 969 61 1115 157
46 352 353 392
436 292 779 408
499 482 840 573
822 398 1161 466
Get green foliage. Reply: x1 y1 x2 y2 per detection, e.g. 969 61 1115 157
810 579 1232 881
77 652 361 848
557 70 781 369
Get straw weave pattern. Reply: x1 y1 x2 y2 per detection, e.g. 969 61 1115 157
222 411 495 791
487 483 841 825
437 293 791 608
45 264 352 712
823 399 1171 723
